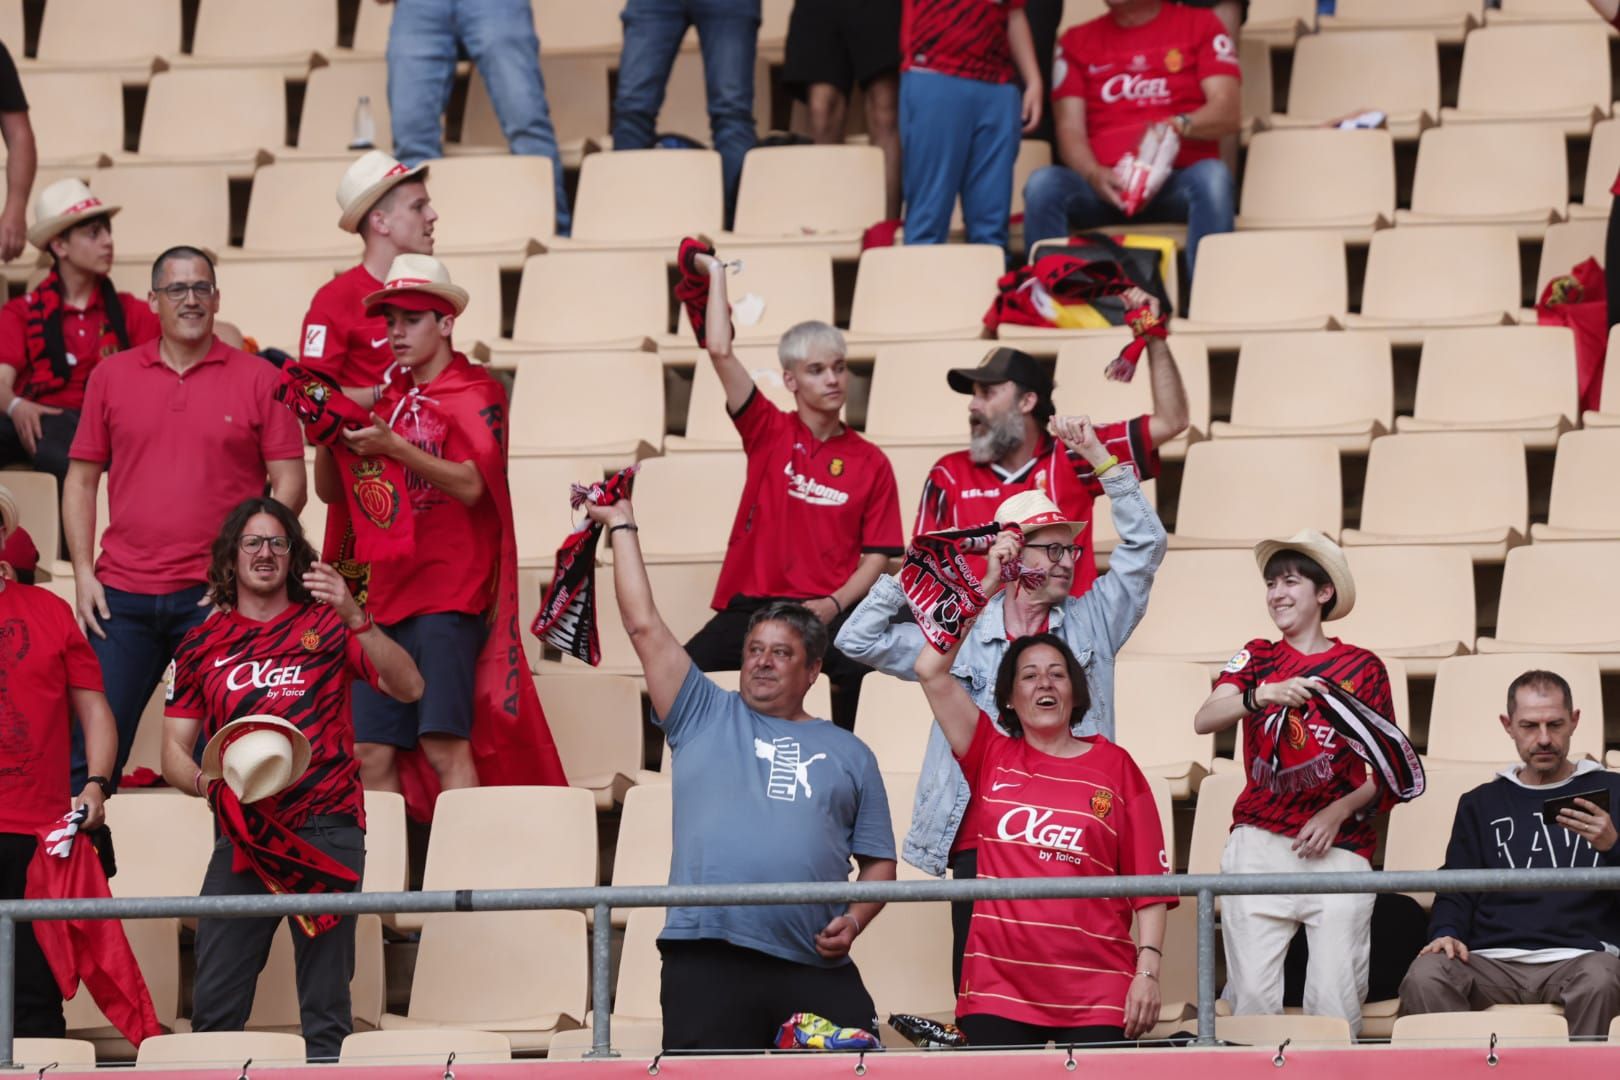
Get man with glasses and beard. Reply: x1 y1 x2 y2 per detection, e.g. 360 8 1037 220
62 245 306 791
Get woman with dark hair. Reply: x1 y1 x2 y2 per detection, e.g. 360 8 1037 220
915 578 1172 1048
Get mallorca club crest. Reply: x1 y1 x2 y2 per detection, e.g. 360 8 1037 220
300 630 322 651
350 458 402 531
1284 709 1308 751
1090 788 1114 820
1164 47 1184 73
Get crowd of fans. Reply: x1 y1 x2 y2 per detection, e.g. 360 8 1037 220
0 0 1619 1063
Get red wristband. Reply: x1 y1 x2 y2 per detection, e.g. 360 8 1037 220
351 611 374 634
1125 304 1169 340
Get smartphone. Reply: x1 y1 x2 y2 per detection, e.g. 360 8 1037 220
1541 788 1611 827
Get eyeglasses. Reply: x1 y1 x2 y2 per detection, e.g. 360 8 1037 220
1028 541 1083 564
156 281 216 302
239 534 292 555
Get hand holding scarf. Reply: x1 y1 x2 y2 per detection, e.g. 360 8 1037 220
532 465 637 665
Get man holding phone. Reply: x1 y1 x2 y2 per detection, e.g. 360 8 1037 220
1398 669 1620 1038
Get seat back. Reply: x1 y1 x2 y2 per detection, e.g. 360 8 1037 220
1546 429 1620 530
241 158 355 253
537 673 645 789
1229 332 1393 431
1217 1014 1353 1046
1455 24 1610 115
511 251 668 346
1332 546 1476 656
1412 326 1577 427
733 145 888 238
19 70 124 162
848 245 1006 337
423 155 557 247
135 1032 306 1066
853 676 936 775
299 62 393 153
1284 31 1440 123
507 351 665 456
848 900 958 1021
1357 433 1528 538
139 68 287 156
1390 1010 1568 1045
36 0 180 63
628 453 746 562
1580 118 1620 215
674 247 836 345
189 0 336 59
1240 129 1396 224
1053 335 1211 439
1113 660 1214 772
362 790 408 894
6 472 61 576
1493 542 1620 647
92 164 232 257
1174 438 1342 543
1187 231 1347 323
864 342 1000 445
338 1029 511 1065
407 911 587 1027
1187 769 1245 875
610 784 673 891
1360 225 1521 321
1409 123 1568 217
509 455 604 566
571 149 724 244
1428 653 1603 762
1536 219 1606 298
216 258 345 358
423 787 598 892
1123 550 1275 661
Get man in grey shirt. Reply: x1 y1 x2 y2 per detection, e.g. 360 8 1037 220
588 494 897 1052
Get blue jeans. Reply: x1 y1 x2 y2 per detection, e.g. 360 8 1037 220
1022 157 1235 280
899 69 1022 248
72 583 210 792
612 0 761 223
386 0 572 235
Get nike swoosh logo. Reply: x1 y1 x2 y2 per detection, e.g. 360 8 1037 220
991 781 1019 791
1087 64 1113 74
371 337 389 348
213 652 244 668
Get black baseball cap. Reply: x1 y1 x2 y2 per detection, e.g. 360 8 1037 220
946 346 1052 398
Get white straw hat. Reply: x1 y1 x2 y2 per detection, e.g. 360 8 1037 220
362 253 469 316
201 715 313 804
337 150 428 234
29 178 120 249
995 489 1086 542
1252 529 1356 621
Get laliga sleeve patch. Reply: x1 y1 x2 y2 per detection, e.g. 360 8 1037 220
162 659 177 703
303 324 328 359
1222 648 1250 674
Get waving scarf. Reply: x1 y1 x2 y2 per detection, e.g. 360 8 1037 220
18 270 130 400
900 524 1001 653
531 465 637 666
208 782 360 938
1250 678 1424 805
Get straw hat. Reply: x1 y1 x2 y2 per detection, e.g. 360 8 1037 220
362 253 469 317
0 483 17 537
28 178 120 250
1252 529 1356 621
201 715 313 804
996 489 1086 542
336 149 428 234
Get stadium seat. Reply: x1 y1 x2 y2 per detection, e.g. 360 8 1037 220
611 453 744 565
1113 660 1214 798
1090 478 1159 565
1217 1014 1353 1046
1572 118 1620 221
1187 769 1245 875
1395 123 1569 236
1397 326 1578 448
547 908 664 1059
854 676 936 776
1382 764 1497 905
62 913 178 1052
1328 547 1475 676
18 70 124 165
1236 129 1395 236
850 901 958 1032
31 0 179 82
1476 542 1620 669
362 790 408 896
90 164 231 260
11 1039 96 1068
214 259 344 359
532 0 625 56
136 1032 307 1066
183 0 336 70
546 1023 663 1061
1317 0 1480 42
567 149 724 250
458 57 611 169
128 68 286 174
1170 438 1342 548
886 444 950 544
500 251 668 354
673 246 837 347
510 455 603 570
1121 549 1275 664
666 349 804 453
1441 24 1611 133
338 1029 511 1065
296 61 392 156
863 341 1004 447
1342 226 1522 344
537 673 644 810
1268 30 1440 139
347 0 391 54
846 245 1005 344
1389 1010 1569 1045
1487 0 1614 22
1342 433 1527 562
1585 333 1620 427
1177 231 1347 345
7 471 60 579
238 158 356 257
103 793 215 899
1427 653 1604 763
507 351 665 466
1213 332 1393 452
1535 219 1606 297
608 784 673 925
1532 430 1620 541
1244 0 1319 44
1051 334 1212 458
379 910 586 1051
419 156 556 264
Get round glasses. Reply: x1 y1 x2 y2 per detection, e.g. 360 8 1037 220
1028 541 1082 564
239 534 292 555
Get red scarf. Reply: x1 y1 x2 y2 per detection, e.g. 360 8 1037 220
532 465 637 665
674 236 732 348
209 782 360 938
1537 257 1608 415
900 524 1001 652
19 270 130 400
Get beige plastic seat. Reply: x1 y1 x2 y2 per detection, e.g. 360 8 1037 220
238 157 356 257
667 348 801 453
1236 129 1395 236
1170 438 1342 548
31 0 179 82
1342 226 1521 344
338 1029 511 1065
608 784 673 925
12 1038 97 1068
1051 334 1212 458
546 1023 664 1061
127 68 286 174
1572 118 1620 221
295 61 392 156
1177 231 1347 346
546 908 664 1059
1317 0 1480 41
507 351 664 466
1583 333 1620 427
847 244 1005 344
532 0 625 56
863 341 1003 447
616 453 745 565
537 673 644 809
1329 547 1476 676
1187 769 1245 875
63 914 179 1052
89 164 231 260
214 259 345 359
458 57 610 169
1380 765 1498 904
1342 433 1527 562
1213 332 1393 452
731 145 887 254
885 443 954 545
1442 24 1611 133
17 70 124 166
500 251 667 354
421 155 557 261
567 149 723 250
103 793 216 899
1242 0 1318 44
1269 30 1440 139
1533 429 1620 541
1390 1010 1569 1045
362 789 408 896
1121 549 1276 664
7 470 61 577
1535 219 1606 297
1217 1014 1353 1046
510 455 603 569
1428 653 1603 763
1238 35 1274 138
672 246 836 347
850 901 958 1033
1113 660 1214 798
184 0 335 70
853 676 936 776
1488 0 1615 22
1476 542 1620 668
1396 326 1578 448
136 1032 308 1066
1396 123 1568 237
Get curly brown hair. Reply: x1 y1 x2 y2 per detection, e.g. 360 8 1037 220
205 497 317 610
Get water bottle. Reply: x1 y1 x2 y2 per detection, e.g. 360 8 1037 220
350 95 376 151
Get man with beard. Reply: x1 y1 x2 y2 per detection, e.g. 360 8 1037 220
915 325 1186 595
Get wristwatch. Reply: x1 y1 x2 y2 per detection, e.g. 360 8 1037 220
86 775 113 798
1173 114 1192 136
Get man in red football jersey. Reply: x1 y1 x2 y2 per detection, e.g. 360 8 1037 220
162 497 422 1061
915 334 1186 596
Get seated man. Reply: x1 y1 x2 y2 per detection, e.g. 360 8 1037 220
1022 0 1240 279
1399 670 1620 1040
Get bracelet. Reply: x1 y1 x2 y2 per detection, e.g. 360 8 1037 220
372 384 386 407
1137 944 1162 957
1094 454 1120 477
86 775 113 798
826 595 843 616
4 397 17 417
350 611 374 634
1242 686 1259 714
193 769 206 798
608 523 639 537
847 911 862 934
1134 970 1159 980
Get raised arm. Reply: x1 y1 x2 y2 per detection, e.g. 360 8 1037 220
586 497 692 719
697 254 756 413
1130 289 1190 447
914 631 980 757
302 562 424 703
834 574 928 679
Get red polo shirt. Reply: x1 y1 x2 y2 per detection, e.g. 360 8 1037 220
69 337 305 595
299 265 395 389
713 391 904 609
0 287 161 410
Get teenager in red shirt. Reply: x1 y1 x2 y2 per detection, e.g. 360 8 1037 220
684 250 904 730
914 545 1171 1046
162 497 421 1060
0 179 160 486
1023 0 1241 278
917 336 1186 595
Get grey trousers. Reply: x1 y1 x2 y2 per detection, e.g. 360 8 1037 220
1399 949 1620 1039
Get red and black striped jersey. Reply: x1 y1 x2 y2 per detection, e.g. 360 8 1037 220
901 0 1028 84
168 603 380 828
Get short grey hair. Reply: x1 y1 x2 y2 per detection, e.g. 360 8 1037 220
745 601 829 663
777 320 846 371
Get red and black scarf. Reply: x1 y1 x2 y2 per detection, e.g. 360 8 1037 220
900 524 1001 653
675 236 732 348
18 271 130 400
532 465 637 665
209 782 360 938
1251 678 1424 803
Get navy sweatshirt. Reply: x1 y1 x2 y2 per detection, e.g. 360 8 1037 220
1429 762 1620 954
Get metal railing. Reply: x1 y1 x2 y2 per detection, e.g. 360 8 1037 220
2 866 1618 1065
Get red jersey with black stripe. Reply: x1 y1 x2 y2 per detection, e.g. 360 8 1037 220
1215 638 1393 859
901 0 1028 84
915 416 1158 596
167 603 382 829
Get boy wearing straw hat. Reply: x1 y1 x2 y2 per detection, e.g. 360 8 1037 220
0 178 160 486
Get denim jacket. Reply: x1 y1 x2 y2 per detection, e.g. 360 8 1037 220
833 467 1166 876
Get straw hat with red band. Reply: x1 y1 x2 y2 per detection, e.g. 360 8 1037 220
201 715 313 804
995 490 1086 543
337 149 429 234
0 482 18 538
362 253 469 318
28 178 121 250
1252 529 1356 621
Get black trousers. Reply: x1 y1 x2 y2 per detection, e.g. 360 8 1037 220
190 818 365 1062
659 938 878 1052
956 1014 1123 1048
684 597 870 730
0 833 65 1038
0 408 79 487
